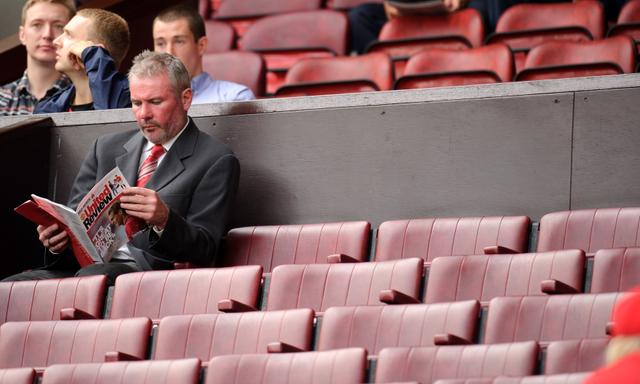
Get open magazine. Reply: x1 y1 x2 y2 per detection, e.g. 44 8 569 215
15 167 130 266
386 0 447 14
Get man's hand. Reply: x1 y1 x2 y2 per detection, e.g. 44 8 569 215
120 187 170 229
443 0 469 12
384 2 402 19
68 40 104 71
37 224 69 253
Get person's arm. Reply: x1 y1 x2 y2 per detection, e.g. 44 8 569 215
78 45 131 110
443 0 470 12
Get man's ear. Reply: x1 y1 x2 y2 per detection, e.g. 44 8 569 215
197 36 208 56
182 87 193 111
18 26 26 46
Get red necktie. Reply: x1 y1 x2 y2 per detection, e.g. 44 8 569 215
125 144 166 239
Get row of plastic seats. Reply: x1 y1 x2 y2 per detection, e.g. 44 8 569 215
0 347 592 383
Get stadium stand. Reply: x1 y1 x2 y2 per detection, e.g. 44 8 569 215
0 275 106 324
544 338 608 374
205 348 367 384
219 221 371 272
239 10 349 94
374 216 530 264
516 36 637 81
108 266 263 322
202 51 266 97
590 247 640 293
367 8 485 76
204 20 236 53
316 301 480 354
375 342 539 383
424 250 586 305
41 359 200 384
275 52 394 97
153 309 314 361
394 44 515 90
486 1 606 71
266 258 423 312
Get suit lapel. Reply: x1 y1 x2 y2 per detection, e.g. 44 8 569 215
116 132 145 186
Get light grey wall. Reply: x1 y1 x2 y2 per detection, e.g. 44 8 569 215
0 0 24 39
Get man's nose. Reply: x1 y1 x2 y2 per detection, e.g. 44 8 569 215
43 23 55 40
138 103 152 119
165 43 175 56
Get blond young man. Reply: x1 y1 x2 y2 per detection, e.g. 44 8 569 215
0 0 75 115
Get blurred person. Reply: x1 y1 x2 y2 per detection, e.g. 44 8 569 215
35 8 130 113
0 0 75 115
585 287 640 384
4 51 239 285
153 4 254 104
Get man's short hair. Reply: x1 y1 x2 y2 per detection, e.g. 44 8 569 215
77 8 130 67
154 4 206 41
129 50 191 98
21 0 76 25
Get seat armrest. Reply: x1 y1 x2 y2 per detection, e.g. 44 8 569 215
266 342 304 353
483 245 518 254
327 253 360 263
60 307 97 320
433 333 472 346
540 279 580 294
379 289 420 304
104 351 141 362
218 299 258 312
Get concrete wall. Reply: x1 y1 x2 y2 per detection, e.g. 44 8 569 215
0 0 23 40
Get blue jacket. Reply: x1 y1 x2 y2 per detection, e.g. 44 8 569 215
35 46 130 114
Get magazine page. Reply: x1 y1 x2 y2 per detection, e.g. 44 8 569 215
386 0 446 14
75 167 130 263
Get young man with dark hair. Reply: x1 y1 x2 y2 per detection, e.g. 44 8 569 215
35 8 131 113
153 5 254 103
0 0 75 115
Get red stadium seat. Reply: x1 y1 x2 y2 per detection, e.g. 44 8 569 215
203 51 266 97
0 275 106 324
394 44 515 90
317 301 480 354
220 221 371 272
41 359 200 384
205 348 367 384
275 52 393 96
0 318 151 370
487 1 606 71
536 208 640 256
544 338 608 374
491 373 591 384
153 309 314 361
367 8 485 76
374 216 530 264
204 20 235 53
484 293 624 346
239 10 349 94
424 250 586 305
0 368 34 384
327 0 383 10
266 258 423 312
590 247 640 293
375 342 538 383
213 0 322 37
516 36 636 81
608 0 640 54
109 266 263 322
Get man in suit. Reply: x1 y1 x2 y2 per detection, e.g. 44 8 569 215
5 51 240 284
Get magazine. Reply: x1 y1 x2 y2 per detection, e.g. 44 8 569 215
15 167 130 266
386 0 447 14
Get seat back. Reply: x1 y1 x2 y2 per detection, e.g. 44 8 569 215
110 266 262 321
0 368 34 384
215 0 322 19
424 250 586 304
0 317 151 369
205 348 367 384
375 216 529 263
395 44 514 90
204 20 235 52
203 51 266 97
0 275 106 325
221 221 371 272
544 338 608 374
154 309 314 361
492 372 591 384
276 52 393 96
484 293 623 345
618 0 640 23
536 208 640 255
327 0 383 10
317 301 480 354
609 0 640 53
41 359 200 384
591 247 640 293
517 36 636 81
375 342 538 383
267 258 423 312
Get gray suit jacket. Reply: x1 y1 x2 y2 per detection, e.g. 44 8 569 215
67 118 239 270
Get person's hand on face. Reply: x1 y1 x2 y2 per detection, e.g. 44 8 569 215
67 40 104 71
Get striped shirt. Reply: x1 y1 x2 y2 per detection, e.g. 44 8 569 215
0 71 70 116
